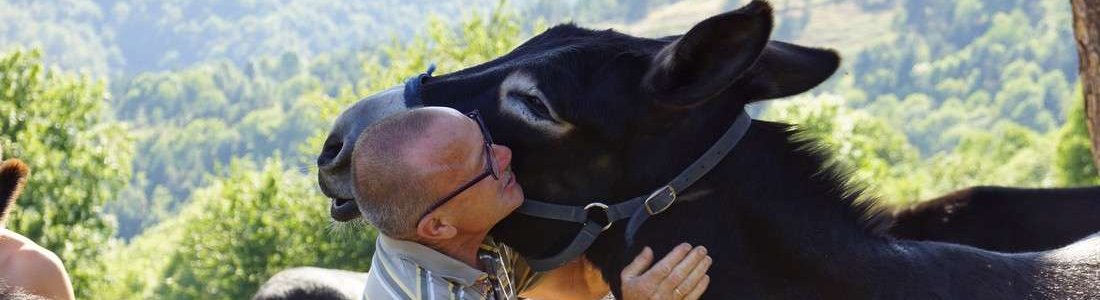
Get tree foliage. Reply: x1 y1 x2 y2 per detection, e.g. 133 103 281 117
163 160 375 299
0 49 132 299
107 56 338 238
1055 87 1100 186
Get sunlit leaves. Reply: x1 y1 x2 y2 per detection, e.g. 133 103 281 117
0 49 132 299
148 160 376 299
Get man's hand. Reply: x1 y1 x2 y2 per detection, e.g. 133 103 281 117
620 243 712 300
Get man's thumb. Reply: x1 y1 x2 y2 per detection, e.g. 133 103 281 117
620 247 654 279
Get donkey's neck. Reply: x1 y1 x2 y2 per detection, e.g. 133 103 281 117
634 117 889 256
617 120 1052 298
616 119 904 295
721 122 898 279
724 124 1058 296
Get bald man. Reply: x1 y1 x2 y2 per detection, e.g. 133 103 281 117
352 107 711 299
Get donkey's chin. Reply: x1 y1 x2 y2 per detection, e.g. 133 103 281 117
330 198 361 222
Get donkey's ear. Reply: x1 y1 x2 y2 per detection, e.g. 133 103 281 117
740 41 840 101
643 0 773 108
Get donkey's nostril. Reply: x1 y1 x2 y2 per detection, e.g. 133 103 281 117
318 140 344 166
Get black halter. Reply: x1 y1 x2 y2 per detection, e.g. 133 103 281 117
403 66 752 271
403 64 436 106
517 110 751 271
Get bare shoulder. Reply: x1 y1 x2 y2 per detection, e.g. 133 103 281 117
1 229 62 269
0 229 74 300
11 242 66 275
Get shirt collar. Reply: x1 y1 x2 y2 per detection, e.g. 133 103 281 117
377 234 487 286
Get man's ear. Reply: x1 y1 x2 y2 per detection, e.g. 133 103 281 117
643 0 773 108
416 214 458 241
739 41 841 101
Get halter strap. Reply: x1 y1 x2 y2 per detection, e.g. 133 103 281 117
519 110 753 271
623 110 752 244
404 64 436 106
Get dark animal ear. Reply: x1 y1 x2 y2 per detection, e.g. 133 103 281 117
740 41 840 101
0 159 29 223
643 0 773 108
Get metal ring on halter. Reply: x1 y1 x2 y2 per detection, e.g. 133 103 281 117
583 202 613 231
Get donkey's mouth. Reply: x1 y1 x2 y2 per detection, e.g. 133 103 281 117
330 198 361 222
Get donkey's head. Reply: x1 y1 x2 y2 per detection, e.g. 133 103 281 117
317 0 838 256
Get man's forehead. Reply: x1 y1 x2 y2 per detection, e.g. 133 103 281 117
402 115 479 173
420 110 477 143
418 106 467 119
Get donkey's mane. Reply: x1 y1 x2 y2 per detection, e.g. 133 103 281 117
763 121 895 236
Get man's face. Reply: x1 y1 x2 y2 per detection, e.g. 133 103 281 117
407 109 524 235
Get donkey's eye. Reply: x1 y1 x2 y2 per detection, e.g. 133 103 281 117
509 91 552 119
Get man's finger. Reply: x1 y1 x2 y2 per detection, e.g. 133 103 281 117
655 245 707 297
684 275 710 300
642 243 692 281
620 247 654 280
676 254 711 298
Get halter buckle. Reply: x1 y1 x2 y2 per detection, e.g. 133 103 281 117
644 185 677 215
583 202 613 231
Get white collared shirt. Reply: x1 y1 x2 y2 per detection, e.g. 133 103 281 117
363 234 541 300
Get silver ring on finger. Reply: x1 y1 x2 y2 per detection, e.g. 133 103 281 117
674 287 684 298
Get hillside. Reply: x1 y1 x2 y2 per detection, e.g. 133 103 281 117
0 0 507 77
581 0 896 55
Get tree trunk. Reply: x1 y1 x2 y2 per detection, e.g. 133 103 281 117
1074 0 1100 172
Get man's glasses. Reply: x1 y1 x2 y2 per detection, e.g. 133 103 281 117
418 110 500 221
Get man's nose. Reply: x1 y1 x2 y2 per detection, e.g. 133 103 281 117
491 144 512 173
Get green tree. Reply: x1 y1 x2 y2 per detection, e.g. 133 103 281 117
762 94 923 205
1055 88 1100 186
109 57 334 238
921 121 1056 198
148 160 376 299
0 49 132 299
